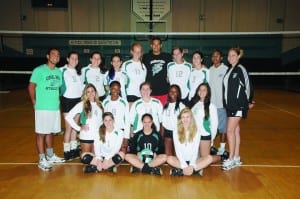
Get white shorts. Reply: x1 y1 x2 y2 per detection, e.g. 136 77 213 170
235 110 243 117
35 110 61 134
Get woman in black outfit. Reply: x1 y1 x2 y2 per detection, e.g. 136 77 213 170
222 47 254 171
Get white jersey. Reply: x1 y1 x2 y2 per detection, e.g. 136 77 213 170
162 102 185 131
81 65 107 97
209 63 228 108
95 128 123 160
173 125 200 168
188 67 210 100
130 98 163 133
103 96 130 139
59 65 83 98
121 60 147 97
167 61 192 99
65 101 103 140
191 101 218 141
104 71 128 100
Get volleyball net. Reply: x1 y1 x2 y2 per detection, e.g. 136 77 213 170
0 31 299 92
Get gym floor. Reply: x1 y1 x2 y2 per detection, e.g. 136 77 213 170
0 88 299 198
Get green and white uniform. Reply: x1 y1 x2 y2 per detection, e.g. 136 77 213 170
121 60 147 98
173 125 200 168
66 101 103 141
104 71 128 100
59 65 83 98
188 68 209 100
95 128 124 159
162 102 185 131
81 65 107 97
130 98 163 133
191 101 218 142
103 96 130 139
167 61 192 99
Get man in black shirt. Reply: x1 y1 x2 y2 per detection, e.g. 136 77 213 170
143 37 172 105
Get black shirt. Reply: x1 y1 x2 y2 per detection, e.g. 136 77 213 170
143 52 172 95
129 130 165 155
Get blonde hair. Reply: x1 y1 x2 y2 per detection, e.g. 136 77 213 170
130 42 144 70
81 83 103 118
177 107 197 144
229 47 244 58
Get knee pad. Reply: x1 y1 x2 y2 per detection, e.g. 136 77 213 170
210 146 218 155
81 154 93 164
112 154 123 165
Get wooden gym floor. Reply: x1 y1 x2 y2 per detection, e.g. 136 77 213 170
0 88 299 199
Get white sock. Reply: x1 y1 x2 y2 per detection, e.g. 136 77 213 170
220 142 226 149
63 142 71 152
70 140 77 150
39 154 46 161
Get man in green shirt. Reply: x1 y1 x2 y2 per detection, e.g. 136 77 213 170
28 48 65 171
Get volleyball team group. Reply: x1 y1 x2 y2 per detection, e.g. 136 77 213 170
28 37 254 176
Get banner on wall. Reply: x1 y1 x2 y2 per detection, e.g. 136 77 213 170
68 40 121 46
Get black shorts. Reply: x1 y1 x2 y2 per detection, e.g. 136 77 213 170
164 128 173 138
80 139 94 144
61 97 81 113
201 135 211 141
127 95 140 102
226 109 248 119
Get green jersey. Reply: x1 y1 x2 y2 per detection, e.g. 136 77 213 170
30 64 62 110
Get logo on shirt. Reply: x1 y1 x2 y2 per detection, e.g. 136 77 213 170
152 63 163 76
150 60 165 76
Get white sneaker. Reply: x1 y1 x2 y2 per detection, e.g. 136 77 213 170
46 154 65 163
233 156 242 167
38 158 52 171
222 159 235 171
217 147 225 155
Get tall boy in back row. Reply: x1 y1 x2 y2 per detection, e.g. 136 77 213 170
143 37 172 105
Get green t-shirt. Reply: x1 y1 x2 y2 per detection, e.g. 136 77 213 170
30 64 62 110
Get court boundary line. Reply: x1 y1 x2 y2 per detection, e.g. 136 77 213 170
259 101 300 118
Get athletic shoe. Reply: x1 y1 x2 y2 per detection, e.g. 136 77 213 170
169 168 184 176
64 151 72 161
77 144 81 152
217 147 225 155
46 154 65 163
130 166 140 173
83 165 98 173
222 159 235 171
70 149 80 159
233 156 242 167
107 166 117 173
210 146 218 155
150 167 163 176
38 158 52 171
193 169 203 176
220 151 229 162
